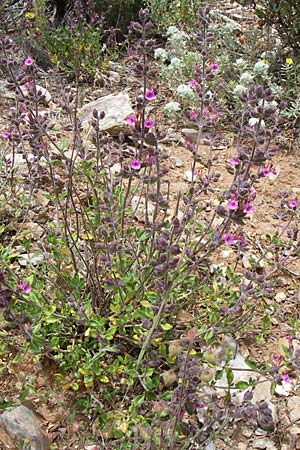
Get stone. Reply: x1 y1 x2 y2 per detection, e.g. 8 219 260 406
5 153 35 175
18 252 47 266
170 156 185 168
288 397 300 423
0 79 15 99
21 84 52 104
78 91 134 136
0 405 50 449
131 196 155 223
252 437 277 449
182 128 199 143
275 291 286 302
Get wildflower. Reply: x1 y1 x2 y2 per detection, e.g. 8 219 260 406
188 79 198 88
286 58 293 65
145 88 156 101
289 199 297 209
224 233 234 245
211 63 219 72
25 11 35 19
131 159 141 170
164 101 181 118
286 335 293 346
273 354 282 364
202 108 210 116
281 373 291 383
154 48 168 61
169 57 182 69
243 203 254 215
24 56 34 66
188 328 196 342
2 130 10 139
227 199 238 210
230 156 239 166
145 119 154 129
262 58 269 65
19 282 31 294
188 110 198 120
196 402 205 409
126 114 137 126
176 84 195 100
263 167 271 177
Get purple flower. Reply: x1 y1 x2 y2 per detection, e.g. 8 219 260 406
188 110 198 120
263 167 271 177
2 130 10 139
196 402 205 409
188 79 198 88
289 199 297 209
145 88 156 101
227 199 238 210
224 233 234 245
286 335 293 345
273 353 282 364
19 282 31 294
230 156 239 166
145 119 154 128
24 56 34 66
281 373 291 383
126 114 137 125
131 159 141 170
202 108 210 116
243 203 254 215
211 63 219 72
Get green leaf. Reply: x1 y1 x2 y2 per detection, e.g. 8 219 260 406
226 368 234 386
270 381 276 395
245 359 257 370
235 381 249 390
160 323 173 331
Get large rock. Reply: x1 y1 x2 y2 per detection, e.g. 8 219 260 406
78 91 134 136
0 405 50 449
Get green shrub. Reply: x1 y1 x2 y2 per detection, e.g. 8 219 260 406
236 0 300 55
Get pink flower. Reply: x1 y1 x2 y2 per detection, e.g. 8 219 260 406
273 353 282 364
263 167 271 177
227 199 238 210
224 233 234 245
126 114 137 126
196 402 205 409
145 119 154 128
19 282 31 294
230 157 239 166
24 56 34 66
188 328 196 342
289 199 297 209
243 203 254 215
281 373 291 383
145 88 156 101
211 63 219 72
188 110 198 120
188 79 198 88
202 108 210 116
2 130 10 139
209 113 218 120
286 335 293 346
131 159 141 170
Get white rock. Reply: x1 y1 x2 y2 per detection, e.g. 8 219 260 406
18 253 47 266
275 291 286 302
78 91 134 136
252 437 277 449
131 196 155 223
21 84 52 104
288 397 300 422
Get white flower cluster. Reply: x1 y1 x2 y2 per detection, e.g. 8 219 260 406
166 26 188 52
176 84 195 100
170 57 182 69
154 48 168 62
164 101 181 118
239 71 254 86
253 60 269 78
